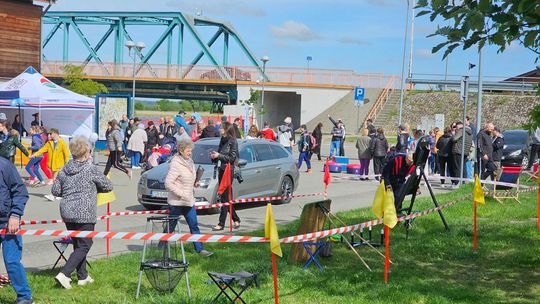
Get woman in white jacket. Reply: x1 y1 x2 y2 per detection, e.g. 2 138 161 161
127 123 147 169
164 137 213 257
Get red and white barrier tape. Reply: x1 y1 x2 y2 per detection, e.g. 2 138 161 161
0 228 267 243
20 192 325 226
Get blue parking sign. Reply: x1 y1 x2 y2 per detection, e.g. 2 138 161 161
354 87 365 105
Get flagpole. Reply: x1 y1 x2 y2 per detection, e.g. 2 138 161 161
473 200 477 253
271 253 279 304
106 202 110 257
229 185 233 234
384 225 390 284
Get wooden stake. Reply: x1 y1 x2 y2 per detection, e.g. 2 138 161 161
384 225 390 284
271 253 279 304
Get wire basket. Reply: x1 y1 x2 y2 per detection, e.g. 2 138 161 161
142 259 188 292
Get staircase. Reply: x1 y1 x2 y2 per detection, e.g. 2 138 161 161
373 89 400 132
305 88 382 134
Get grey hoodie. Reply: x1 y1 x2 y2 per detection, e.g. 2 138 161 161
52 160 113 223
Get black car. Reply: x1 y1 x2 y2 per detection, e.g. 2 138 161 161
501 130 529 167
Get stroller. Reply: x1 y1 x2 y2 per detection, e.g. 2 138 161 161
142 137 177 172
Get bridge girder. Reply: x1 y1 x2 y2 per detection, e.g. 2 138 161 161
42 11 267 81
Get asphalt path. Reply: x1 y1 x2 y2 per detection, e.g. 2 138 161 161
2 143 448 272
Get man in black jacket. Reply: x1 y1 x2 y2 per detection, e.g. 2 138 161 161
492 127 504 180
366 119 376 138
477 123 495 179
396 124 410 153
451 122 473 187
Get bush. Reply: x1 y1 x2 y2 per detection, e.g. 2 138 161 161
134 102 145 110
157 99 179 112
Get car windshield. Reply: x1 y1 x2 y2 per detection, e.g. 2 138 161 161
192 144 218 164
503 132 527 145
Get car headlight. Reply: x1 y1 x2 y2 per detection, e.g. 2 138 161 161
508 150 522 157
139 175 147 186
197 178 212 189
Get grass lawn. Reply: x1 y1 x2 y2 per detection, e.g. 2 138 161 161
1 183 539 303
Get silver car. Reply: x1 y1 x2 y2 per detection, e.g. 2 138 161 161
137 138 300 212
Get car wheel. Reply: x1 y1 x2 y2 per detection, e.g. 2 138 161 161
141 203 163 211
275 176 293 204
522 154 529 168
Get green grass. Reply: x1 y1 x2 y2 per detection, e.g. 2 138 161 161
1 183 539 303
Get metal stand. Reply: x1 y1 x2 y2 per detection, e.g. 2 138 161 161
398 168 449 239
136 216 191 300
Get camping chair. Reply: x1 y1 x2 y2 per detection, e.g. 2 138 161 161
492 166 522 204
524 163 538 182
302 241 328 271
208 271 259 304
52 237 92 270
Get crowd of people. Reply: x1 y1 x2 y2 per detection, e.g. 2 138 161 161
353 116 506 188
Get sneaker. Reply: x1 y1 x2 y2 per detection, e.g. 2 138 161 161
44 194 56 202
132 166 141 170
212 225 224 231
16 300 34 304
77 275 94 286
47 180 54 186
233 221 241 229
55 272 72 289
198 250 214 257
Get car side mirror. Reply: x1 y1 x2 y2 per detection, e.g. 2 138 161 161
238 159 248 167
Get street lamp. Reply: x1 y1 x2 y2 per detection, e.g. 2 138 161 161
260 55 269 126
125 40 145 115
398 0 411 126
306 56 312 83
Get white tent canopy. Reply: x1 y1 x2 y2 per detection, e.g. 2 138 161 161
0 67 94 137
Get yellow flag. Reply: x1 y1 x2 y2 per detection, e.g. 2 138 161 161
265 203 282 257
97 173 116 206
372 181 386 219
473 175 485 205
383 188 398 228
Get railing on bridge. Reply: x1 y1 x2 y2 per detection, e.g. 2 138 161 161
41 61 396 88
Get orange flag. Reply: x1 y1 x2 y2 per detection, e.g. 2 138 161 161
217 163 232 195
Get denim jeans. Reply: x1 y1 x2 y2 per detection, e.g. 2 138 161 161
329 140 340 158
297 151 311 170
25 156 43 182
0 224 32 301
466 160 473 180
167 205 204 253
131 151 141 168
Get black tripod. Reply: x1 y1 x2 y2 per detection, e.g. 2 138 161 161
396 167 450 239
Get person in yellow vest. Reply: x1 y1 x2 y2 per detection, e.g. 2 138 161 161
29 128 70 201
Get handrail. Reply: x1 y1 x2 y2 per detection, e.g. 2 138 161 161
363 76 396 127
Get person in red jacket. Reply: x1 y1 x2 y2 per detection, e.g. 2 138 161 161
260 121 276 141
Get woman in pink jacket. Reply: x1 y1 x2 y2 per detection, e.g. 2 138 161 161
164 137 213 257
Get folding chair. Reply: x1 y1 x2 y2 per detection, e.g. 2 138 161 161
52 237 92 270
492 166 522 204
525 163 538 182
302 241 328 271
208 271 259 304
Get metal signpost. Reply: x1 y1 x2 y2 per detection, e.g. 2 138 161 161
459 76 469 185
354 87 365 132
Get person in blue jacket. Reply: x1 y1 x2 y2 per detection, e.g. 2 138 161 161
0 157 33 304
25 126 45 186
173 111 190 132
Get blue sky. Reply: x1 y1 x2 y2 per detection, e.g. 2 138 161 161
39 0 538 79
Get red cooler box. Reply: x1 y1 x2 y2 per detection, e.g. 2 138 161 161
346 164 361 175
324 162 342 173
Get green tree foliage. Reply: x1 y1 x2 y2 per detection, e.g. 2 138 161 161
157 99 179 112
62 64 109 96
134 102 145 110
241 89 261 106
416 0 540 59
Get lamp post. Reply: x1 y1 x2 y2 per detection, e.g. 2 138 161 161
306 56 312 83
398 0 411 126
260 55 269 126
125 40 145 116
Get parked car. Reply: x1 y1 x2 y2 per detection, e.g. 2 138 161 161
200 67 252 81
137 138 299 212
501 130 529 167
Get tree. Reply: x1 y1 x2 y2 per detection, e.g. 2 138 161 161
241 89 261 106
62 64 109 95
416 0 540 59
134 102 145 111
